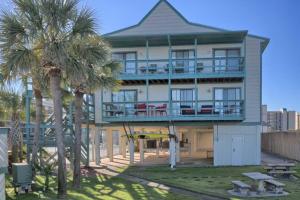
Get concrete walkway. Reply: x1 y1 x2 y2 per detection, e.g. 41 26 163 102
91 164 226 200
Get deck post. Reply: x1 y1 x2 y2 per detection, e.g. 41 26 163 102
169 125 176 168
139 138 144 164
156 140 160 157
176 130 180 163
121 133 127 158
95 127 101 165
129 137 134 164
107 129 113 162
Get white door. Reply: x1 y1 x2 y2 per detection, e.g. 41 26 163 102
232 136 243 166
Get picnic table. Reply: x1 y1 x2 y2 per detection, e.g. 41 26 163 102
242 172 273 193
264 163 296 178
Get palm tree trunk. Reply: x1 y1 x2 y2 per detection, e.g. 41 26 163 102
11 114 19 163
32 89 43 166
73 91 83 188
49 70 67 198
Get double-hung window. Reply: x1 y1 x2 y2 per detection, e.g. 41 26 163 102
112 52 137 74
213 49 240 72
214 88 241 115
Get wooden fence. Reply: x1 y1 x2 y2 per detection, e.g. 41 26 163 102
261 131 300 161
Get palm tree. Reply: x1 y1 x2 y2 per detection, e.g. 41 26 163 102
0 86 23 163
66 36 119 188
0 33 46 168
0 0 107 197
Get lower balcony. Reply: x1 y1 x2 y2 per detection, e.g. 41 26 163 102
102 100 244 122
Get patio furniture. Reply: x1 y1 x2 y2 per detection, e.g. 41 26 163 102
196 62 204 73
105 104 124 116
242 172 273 193
139 66 147 74
156 104 167 116
148 104 156 116
148 64 157 74
198 105 213 114
181 107 195 115
264 179 285 194
231 181 251 196
135 103 147 115
180 105 193 115
264 163 296 178
173 66 185 73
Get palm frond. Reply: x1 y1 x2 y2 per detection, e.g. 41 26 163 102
0 11 27 48
72 7 96 36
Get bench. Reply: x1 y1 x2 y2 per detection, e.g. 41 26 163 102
232 180 251 195
264 179 285 194
264 166 287 171
268 170 296 178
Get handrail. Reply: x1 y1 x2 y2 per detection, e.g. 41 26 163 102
115 56 245 75
102 100 244 119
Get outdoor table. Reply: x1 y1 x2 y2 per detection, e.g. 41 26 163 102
147 105 156 116
242 172 273 193
267 163 295 171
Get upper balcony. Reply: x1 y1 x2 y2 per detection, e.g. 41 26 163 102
116 57 244 80
105 31 247 82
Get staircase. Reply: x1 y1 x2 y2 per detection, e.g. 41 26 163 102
25 94 95 167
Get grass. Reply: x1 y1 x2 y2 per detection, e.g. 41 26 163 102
5 173 194 200
123 164 300 200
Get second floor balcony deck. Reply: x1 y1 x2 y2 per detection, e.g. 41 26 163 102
116 57 245 80
102 100 244 122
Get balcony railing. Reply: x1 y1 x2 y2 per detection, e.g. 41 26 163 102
102 100 244 121
117 57 244 76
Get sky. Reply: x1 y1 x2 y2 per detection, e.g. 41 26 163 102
1 0 300 111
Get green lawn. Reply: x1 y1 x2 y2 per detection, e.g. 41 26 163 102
5 174 194 200
122 165 300 200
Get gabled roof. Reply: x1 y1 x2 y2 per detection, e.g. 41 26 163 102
104 0 269 51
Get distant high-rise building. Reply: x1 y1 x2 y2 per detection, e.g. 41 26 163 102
262 106 299 132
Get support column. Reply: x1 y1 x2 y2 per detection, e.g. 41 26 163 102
118 134 122 156
106 129 113 162
129 137 134 164
169 125 176 168
156 140 160 157
95 127 101 165
119 132 127 158
122 138 127 158
91 128 95 162
176 131 181 163
139 138 144 164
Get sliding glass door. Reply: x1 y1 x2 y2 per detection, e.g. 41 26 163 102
172 50 195 73
214 88 241 115
213 49 240 72
171 89 195 115
112 52 137 74
112 90 137 115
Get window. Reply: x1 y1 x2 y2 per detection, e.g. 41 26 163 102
112 90 137 102
112 90 137 116
213 49 240 72
214 88 241 115
112 52 137 74
171 89 195 115
172 50 195 73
